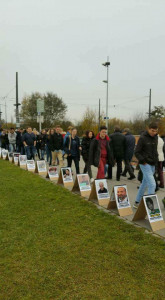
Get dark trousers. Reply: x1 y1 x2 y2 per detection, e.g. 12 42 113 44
108 159 122 180
67 155 80 174
158 162 164 187
123 159 134 176
83 159 93 178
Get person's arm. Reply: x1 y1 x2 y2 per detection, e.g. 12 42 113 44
134 137 146 164
22 134 28 147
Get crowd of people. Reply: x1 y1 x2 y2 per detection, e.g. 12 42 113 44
0 122 165 208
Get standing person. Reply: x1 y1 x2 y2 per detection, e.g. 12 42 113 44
64 126 73 146
8 128 17 152
81 130 95 182
65 128 81 174
133 122 158 208
108 125 126 181
16 128 24 154
1 129 9 149
89 126 114 179
38 129 47 160
22 127 37 160
50 126 63 166
46 129 54 165
157 135 164 188
122 128 136 180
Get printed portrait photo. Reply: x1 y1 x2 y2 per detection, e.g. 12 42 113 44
27 160 35 169
95 179 110 199
62 168 73 182
19 155 27 164
48 166 58 177
143 195 163 223
77 174 90 191
114 185 131 209
37 160 47 172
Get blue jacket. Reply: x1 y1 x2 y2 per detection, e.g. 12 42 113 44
124 133 135 160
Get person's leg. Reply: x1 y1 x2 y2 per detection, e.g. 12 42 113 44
97 158 106 179
57 151 64 167
25 146 31 160
107 165 112 179
31 146 36 160
73 156 80 174
67 155 72 168
9 144 14 152
136 164 156 203
83 160 88 173
87 161 93 179
51 151 56 165
41 149 45 160
158 162 164 187
116 159 122 180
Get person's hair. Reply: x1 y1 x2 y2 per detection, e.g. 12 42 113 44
27 126 32 129
146 197 153 205
10 127 14 130
114 125 121 132
85 130 95 138
123 128 130 133
100 126 107 131
117 186 126 192
67 126 73 131
148 122 158 129
55 125 60 128
71 127 77 132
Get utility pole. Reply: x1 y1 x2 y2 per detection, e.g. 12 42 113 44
102 57 110 133
98 99 101 131
14 72 21 128
0 105 2 123
149 88 151 119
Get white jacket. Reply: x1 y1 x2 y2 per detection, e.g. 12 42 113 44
157 136 164 162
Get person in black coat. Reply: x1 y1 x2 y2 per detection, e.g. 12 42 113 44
64 128 81 174
49 126 64 166
81 130 95 180
38 129 47 160
122 128 136 180
16 128 24 154
0 129 9 149
108 125 126 181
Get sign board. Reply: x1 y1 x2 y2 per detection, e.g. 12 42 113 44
58 167 73 188
27 160 36 172
37 99 45 113
89 179 110 207
107 185 133 216
19 155 27 169
13 153 20 165
36 160 47 175
72 174 91 197
133 194 165 231
47 166 59 181
37 115 44 123
2 149 8 160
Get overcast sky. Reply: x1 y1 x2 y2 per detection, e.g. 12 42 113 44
0 0 165 124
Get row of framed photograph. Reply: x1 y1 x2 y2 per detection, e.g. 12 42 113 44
1 149 165 232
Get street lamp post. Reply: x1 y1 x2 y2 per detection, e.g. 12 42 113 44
102 57 110 132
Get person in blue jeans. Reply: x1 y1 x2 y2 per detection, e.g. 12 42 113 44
22 127 36 160
134 122 158 208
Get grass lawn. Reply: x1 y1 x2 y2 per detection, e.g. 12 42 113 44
0 159 165 300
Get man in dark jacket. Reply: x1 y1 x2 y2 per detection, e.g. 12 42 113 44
134 122 158 208
108 125 126 181
122 128 136 180
16 128 24 154
50 125 63 166
89 126 114 179
22 127 36 159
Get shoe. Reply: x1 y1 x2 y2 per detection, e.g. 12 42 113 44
133 202 139 209
128 175 136 180
155 187 159 192
105 176 112 179
121 173 127 177
159 185 164 188
90 178 94 183
116 178 120 181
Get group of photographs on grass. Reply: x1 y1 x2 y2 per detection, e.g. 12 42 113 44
0 146 165 232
